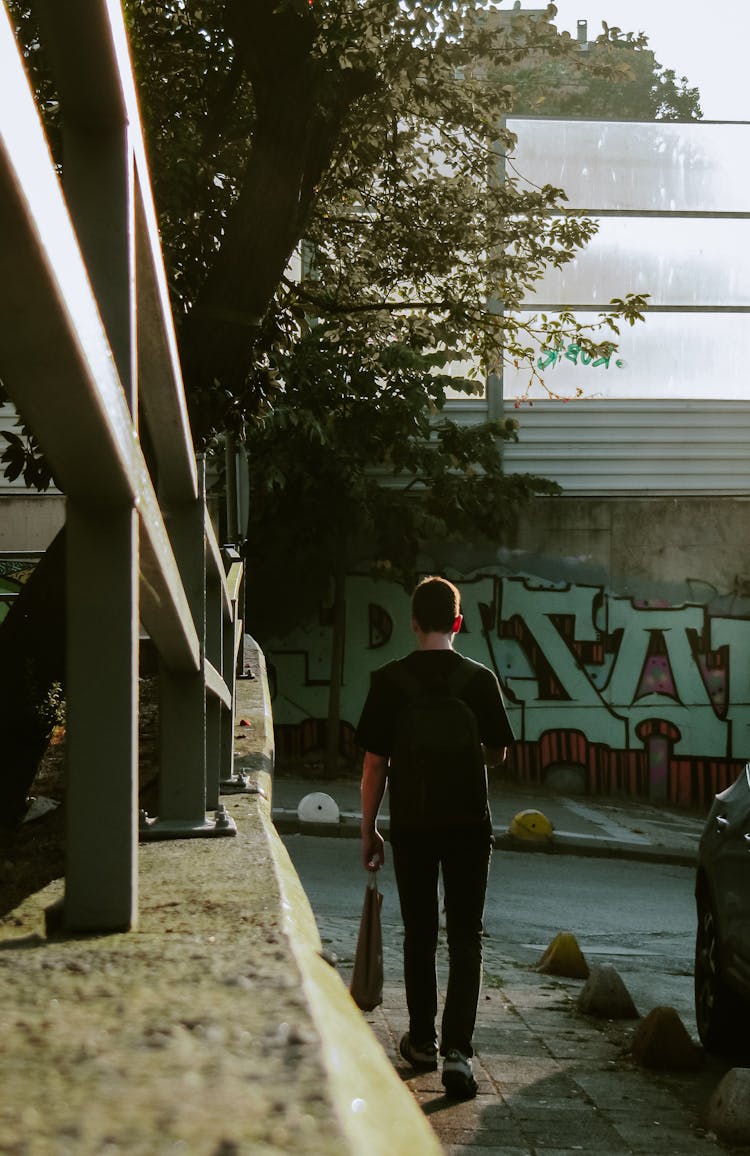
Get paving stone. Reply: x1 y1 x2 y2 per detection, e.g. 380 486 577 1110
322 920 716 1154
535 1151 630 1156
475 1034 552 1058
525 1151 623 1156
443 1142 531 1151
602 1091 692 1117
518 1112 628 1151
502 984 573 1004
544 1036 614 1061
516 999 586 1016
401 1070 444 1093
437 1140 526 1154
609 1119 720 1153
570 1072 641 1098
600 1105 697 1123
480 1055 565 1080
504 1089 590 1112
424 1093 506 1124
435 1125 530 1149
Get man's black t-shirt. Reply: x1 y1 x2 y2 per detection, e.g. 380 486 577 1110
356 649 514 841
356 649 513 757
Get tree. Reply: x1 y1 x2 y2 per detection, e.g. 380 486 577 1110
498 15 702 121
228 3 651 769
243 325 562 772
1 0 658 811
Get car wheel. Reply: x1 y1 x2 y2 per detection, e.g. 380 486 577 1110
695 890 750 1056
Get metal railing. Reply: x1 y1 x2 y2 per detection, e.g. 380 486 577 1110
0 0 245 931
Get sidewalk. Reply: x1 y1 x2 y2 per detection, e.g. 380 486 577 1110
0 649 443 1156
0 642 726 1154
272 774 704 867
359 954 729 1155
275 777 739 1154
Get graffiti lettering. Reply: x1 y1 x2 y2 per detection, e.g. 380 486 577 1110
537 342 624 371
498 580 620 745
709 617 750 758
268 572 750 805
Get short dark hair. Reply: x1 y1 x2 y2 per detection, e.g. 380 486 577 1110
411 576 461 633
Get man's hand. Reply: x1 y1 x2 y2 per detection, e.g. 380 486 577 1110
362 827 385 872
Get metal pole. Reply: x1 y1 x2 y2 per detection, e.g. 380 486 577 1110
64 504 139 930
156 463 207 825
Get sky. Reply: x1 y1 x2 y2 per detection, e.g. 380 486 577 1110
549 1 750 121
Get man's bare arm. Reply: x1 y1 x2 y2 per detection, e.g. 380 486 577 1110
361 751 388 870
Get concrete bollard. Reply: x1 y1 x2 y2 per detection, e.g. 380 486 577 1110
536 931 589 979
298 792 341 832
630 1006 702 1070
509 809 553 843
707 1068 750 1145
577 964 640 1019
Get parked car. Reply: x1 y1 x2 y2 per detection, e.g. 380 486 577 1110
695 764 750 1055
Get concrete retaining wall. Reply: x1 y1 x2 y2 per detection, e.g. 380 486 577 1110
0 640 439 1155
269 495 750 809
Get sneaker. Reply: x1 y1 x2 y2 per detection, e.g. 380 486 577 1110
399 1032 438 1071
442 1049 478 1099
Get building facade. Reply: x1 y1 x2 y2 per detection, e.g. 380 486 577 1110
269 115 750 809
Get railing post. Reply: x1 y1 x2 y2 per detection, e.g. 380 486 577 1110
64 504 139 931
205 561 222 811
219 615 238 789
143 459 235 839
155 467 207 825
219 549 249 793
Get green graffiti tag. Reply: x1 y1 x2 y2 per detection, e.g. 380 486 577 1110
537 343 624 371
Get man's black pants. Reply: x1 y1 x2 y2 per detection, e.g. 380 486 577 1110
392 827 492 1057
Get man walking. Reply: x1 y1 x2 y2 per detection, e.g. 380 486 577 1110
356 575 513 1099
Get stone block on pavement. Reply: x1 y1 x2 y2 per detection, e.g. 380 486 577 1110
708 1067 750 1144
630 1006 703 1070
577 964 640 1020
536 931 589 979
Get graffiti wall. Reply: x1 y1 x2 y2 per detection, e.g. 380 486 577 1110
268 558 750 810
0 554 39 625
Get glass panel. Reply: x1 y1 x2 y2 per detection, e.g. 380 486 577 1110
502 312 750 401
507 119 750 214
525 217 750 307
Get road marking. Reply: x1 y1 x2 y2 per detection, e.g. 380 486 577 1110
561 798 650 844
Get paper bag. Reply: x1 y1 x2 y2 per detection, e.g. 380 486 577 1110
350 874 383 1011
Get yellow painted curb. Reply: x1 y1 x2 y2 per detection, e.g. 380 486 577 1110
265 814 442 1156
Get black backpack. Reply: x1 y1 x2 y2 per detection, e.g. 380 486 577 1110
387 661 488 831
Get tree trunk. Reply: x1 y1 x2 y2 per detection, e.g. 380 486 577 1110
181 0 377 435
324 556 347 779
0 526 66 827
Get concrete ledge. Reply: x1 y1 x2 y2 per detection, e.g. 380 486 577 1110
265 804 441 1156
0 637 439 1154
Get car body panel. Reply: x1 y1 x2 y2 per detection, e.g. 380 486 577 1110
697 765 750 996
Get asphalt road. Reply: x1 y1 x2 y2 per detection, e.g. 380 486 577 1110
282 833 699 1035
